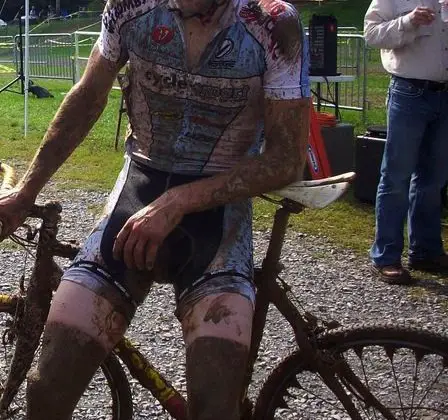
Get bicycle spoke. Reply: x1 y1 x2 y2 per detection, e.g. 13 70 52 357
386 348 407 419
354 347 380 420
413 361 446 418
256 328 448 420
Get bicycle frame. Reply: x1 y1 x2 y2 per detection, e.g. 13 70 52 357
0 198 394 420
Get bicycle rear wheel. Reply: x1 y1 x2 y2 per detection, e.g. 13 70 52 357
0 310 133 419
254 325 448 419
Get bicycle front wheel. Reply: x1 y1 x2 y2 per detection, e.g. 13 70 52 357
0 307 133 419
254 325 448 419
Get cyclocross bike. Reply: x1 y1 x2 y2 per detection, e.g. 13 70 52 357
0 161 447 419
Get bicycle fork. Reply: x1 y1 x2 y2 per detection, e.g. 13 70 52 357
0 203 62 415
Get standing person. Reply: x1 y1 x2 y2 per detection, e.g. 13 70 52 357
365 0 448 284
0 0 310 418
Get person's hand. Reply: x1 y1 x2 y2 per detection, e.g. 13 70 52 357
112 191 185 271
0 188 34 239
409 7 436 26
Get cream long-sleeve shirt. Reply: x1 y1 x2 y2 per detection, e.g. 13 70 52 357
364 0 448 81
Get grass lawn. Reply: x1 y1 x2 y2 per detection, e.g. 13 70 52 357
0 0 447 261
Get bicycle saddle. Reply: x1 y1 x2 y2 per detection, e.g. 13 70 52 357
273 171 356 209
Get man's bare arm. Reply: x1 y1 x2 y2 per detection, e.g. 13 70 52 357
172 97 310 212
17 46 124 202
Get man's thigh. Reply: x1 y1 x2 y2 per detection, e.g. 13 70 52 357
417 94 448 185
384 78 431 179
47 280 128 351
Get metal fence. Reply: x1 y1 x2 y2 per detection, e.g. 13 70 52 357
309 33 368 120
73 31 99 82
19 33 75 81
3 30 370 118
0 36 15 72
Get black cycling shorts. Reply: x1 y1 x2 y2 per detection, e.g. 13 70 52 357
62 156 255 321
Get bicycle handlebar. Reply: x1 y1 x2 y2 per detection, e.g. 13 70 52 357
0 162 19 237
0 163 17 191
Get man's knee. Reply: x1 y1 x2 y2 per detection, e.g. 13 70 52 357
26 322 107 420
186 336 249 420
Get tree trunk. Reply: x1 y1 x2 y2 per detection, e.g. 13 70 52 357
55 0 60 16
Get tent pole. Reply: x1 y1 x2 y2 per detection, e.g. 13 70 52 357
24 0 30 136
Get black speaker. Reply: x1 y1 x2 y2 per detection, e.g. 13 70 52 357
354 133 386 204
321 123 355 175
309 14 338 76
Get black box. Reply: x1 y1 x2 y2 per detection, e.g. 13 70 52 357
321 123 355 175
354 134 386 204
309 15 338 76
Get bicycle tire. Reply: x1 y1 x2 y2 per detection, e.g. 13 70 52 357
101 353 134 420
0 310 133 419
254 324 448 419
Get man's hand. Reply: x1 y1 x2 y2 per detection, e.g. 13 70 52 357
112 192 185 271
0 189 34 239
409 7 435 26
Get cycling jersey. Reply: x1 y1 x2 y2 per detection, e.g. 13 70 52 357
61 0 309 321
99 0 310 175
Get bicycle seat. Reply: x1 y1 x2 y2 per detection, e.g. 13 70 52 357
272 172 356 209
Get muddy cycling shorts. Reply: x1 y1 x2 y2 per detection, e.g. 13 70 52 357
61 156 256 322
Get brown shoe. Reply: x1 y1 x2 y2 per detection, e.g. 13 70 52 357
371 264 413 285
409 253 448 274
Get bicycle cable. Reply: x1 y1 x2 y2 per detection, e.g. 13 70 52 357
277 274 341 333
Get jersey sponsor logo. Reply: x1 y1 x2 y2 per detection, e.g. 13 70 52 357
145 69 250 102
208 39 236 69
151 26 175 45
208 60 236 69
215 39 234 59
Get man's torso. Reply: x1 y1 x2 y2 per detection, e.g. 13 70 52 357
101 0 309 174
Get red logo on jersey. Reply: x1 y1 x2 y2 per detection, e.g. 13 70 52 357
151 26 174 45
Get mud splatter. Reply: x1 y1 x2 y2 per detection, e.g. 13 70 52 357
271 15 303 63
182 307 200 337
27 323 107 419
203 295 236 324
186 337 249 420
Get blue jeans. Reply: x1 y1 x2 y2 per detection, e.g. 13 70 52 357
371 76 448 267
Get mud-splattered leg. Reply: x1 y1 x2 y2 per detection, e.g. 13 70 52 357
181 293 253 420
26 281 128 420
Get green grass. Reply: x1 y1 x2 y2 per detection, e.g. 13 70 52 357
0 76 124 189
